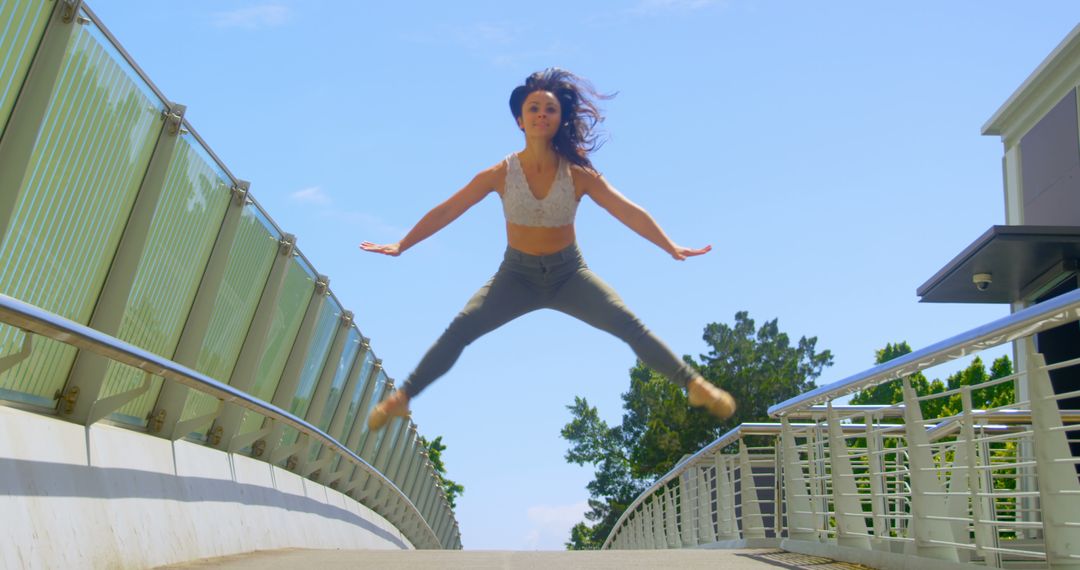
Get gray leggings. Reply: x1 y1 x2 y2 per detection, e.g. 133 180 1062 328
401 243 697 398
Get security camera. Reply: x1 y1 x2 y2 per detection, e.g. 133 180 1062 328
973 273 993 292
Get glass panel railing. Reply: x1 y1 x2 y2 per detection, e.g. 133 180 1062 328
279 294 342 446
235 256 316 436
98 133 233 425
0 10 163 406
317 327 361 432
179 204 279 422
0 0 51 136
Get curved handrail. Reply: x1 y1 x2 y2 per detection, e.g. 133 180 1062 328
0 293 441 549
600 423 793 550
768 286 1080 417
600 419 928 550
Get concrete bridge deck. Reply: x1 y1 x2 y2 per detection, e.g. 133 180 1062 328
159 548 870 570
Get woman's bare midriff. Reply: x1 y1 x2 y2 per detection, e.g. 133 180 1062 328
506 223 576 255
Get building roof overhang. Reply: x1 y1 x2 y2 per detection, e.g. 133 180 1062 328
983 24 1080 143
917 225 1080 303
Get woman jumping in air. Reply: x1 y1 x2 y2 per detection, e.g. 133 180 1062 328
360 68 735 430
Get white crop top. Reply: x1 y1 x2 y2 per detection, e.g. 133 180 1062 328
501 154 580 228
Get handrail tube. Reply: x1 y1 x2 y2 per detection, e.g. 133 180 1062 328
769 287 1080 417
0 293 440 548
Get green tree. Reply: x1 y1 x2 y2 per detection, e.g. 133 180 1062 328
561 311 833 549
850 341 1013 418
420 435 464 509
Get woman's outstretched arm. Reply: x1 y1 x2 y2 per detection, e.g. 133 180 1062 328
360 164 502 256
577 169 711 260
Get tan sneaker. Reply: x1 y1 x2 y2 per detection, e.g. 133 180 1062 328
367 390 410 431
687 377 736 420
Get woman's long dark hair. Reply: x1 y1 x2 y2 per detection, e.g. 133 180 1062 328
509 68 613 171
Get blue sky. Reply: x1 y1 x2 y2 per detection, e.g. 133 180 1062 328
84 0 1079 550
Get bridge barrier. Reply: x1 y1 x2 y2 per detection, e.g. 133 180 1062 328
0 0 459 558
605 287 1080 569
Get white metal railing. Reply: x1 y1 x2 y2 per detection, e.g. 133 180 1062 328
0 292 444 549
606 288 1080 569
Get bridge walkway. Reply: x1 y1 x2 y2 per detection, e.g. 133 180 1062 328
158 548 871 569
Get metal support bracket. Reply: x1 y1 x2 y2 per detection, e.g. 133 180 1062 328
86 371 153 425
228 420 275 454
161 103 187 136
279 233 296 257
302 455 334 479
60 0 86 24
230 181 250 206
314 274 330 296
325 464 353 488
0 332 33 374
343 470 370 495
270 434 308 466
170 399 224 441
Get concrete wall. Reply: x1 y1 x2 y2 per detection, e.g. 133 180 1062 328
0 405 410 569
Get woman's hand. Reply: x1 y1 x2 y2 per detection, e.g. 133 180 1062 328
359 242 402 257
671 244 711 261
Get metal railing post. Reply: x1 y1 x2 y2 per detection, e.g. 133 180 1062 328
255 275 329 454
738 439 767 540
635 512 647 549
211 233 298 448
59 103 185 424
150 182 249 439
404 450 429 501
312 338 370 480
901 377 960 562
1025 338 1080 569
325 355 381 485
864 412 889 550
959 386 1001 566
696 466 716 544
389 426 418 488
715 453 739 540
677 478 694 546
0 0 81 246
370 423 416 506
780 418 817 541
386 424 417 485
650 498 665 548
664 486 681 548
292 311 353 471
826 404 871 549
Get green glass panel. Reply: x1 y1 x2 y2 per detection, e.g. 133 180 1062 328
279 295 341 446
179 206 278 422
98 135 233 425
0 0 51 136
235 257 316 436
0 18 163 406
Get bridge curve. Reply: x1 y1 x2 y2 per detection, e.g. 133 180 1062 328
0 1 459 566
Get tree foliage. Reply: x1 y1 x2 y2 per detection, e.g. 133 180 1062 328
850 341 1014 418
420 435 464 509
561 311 833 549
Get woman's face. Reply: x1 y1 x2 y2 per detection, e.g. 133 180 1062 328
517 90 562 139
